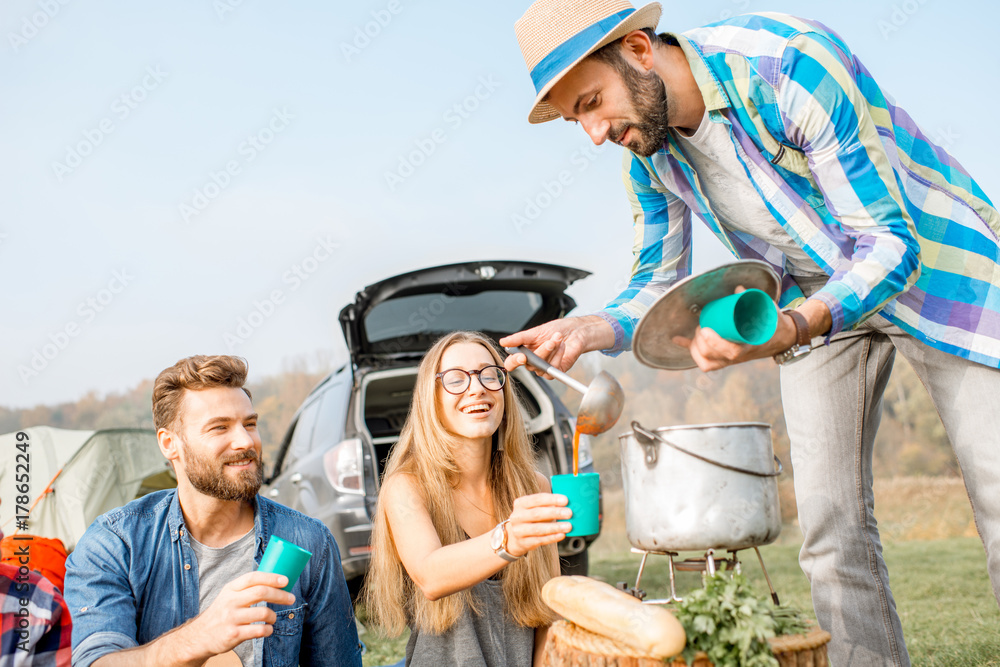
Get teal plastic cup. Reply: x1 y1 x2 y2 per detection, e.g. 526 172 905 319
550 473 600 537
699 288 778 345
257 535 312 592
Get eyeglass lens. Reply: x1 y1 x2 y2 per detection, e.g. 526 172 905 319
440 366 505 393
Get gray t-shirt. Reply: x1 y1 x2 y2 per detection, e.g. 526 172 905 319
674 111 828 280
405 578 534 667
189 528 257 666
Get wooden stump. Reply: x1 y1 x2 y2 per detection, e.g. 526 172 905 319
542 620 831 667
767 629 832 667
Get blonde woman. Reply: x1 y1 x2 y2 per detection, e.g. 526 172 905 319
362 331 571 666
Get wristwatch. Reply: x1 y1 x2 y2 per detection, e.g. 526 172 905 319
490 520 520 562
773 310 812 365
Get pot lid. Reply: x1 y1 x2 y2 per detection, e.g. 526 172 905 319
632 260 781 370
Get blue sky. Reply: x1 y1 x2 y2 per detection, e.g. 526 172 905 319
2 0 997 408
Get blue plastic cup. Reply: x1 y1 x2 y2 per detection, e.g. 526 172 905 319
699 288 778 345
551 473 600 537
257 535 312 592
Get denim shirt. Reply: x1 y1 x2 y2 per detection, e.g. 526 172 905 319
64 490 363 667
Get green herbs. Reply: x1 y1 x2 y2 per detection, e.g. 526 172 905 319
671 571 810 667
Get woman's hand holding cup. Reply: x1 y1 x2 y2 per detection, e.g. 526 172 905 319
503 493 573 557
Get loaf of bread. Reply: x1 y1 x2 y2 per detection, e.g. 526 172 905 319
541 575 686 658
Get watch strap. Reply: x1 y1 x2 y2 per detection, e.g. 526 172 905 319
773 309 813 366
495 547 520 562
494 519 521 562
787 310 811 347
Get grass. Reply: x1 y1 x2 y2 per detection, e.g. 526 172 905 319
357 536 1000 666
357 606 408 667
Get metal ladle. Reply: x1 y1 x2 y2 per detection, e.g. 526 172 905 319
506 346 625 435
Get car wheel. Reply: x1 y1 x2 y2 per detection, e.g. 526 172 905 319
559 549 588 576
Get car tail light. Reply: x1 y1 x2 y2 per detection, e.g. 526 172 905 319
323 438 364 495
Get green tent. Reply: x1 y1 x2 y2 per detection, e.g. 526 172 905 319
0 427 175 551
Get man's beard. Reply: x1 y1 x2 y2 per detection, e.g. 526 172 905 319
183 444 263 503
611 64 670 157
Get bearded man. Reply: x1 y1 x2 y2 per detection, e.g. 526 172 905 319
64 355 362 667
505 2 1000 666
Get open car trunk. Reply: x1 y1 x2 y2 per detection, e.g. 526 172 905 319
340 260 589 365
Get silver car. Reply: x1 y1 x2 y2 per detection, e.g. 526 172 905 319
264 260 602 595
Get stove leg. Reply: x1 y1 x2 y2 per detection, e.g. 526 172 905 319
729 550 742 575
634 550 649 591
667 553 682 603
754 546 779 605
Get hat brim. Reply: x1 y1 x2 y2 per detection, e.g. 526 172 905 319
527 2 662 124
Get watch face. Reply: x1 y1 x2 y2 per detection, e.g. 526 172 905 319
775 344 811 365
489 524 503 551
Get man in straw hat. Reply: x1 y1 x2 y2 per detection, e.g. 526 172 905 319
503 1 1000 665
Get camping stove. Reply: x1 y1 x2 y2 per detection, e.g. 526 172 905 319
618 546 780 605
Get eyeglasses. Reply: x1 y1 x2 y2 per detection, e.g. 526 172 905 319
435 365 507 395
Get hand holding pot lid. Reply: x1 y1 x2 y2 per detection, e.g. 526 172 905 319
633 260 782 371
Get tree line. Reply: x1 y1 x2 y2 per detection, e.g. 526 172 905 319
1 352 955 486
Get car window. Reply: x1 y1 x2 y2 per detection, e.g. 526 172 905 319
312 378 350 453
288 398 321 462
364 291 543 348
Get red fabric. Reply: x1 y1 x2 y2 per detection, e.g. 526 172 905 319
0 562 72 666
0 536 68 594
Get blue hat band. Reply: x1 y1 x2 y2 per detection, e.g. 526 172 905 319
529 8 636 94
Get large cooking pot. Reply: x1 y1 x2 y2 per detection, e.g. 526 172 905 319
619 420 782 552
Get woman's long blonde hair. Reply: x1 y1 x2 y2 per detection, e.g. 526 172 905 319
362 331 556 635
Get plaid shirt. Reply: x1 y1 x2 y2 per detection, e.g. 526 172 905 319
0 564 71 667
600 13 1000 367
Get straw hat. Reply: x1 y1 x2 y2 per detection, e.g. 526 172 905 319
515 0 662 124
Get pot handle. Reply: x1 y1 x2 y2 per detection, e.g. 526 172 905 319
631 420 783 478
